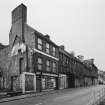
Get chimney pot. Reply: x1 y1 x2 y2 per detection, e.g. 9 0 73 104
45 35 50 39
12 3 27 24
60 45 65 50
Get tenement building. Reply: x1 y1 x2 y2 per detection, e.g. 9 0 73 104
9 4 59 92
58 46 98 89
0 4 98 93
58 45 76 89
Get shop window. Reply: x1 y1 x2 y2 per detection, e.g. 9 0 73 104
41 76 56 90
52 47 56 56
52 62 57 73
37 38 42 50
37 57 43 70
45 43 50 54
46 60 50 72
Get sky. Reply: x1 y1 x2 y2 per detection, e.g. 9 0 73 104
0 0 105 70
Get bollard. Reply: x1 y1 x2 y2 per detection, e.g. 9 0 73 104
88 87 105 105
92 91 95 105
97 90 100 105
99 88 103 104
93 91 96 105
101 88 104 103
101 88 104 102
104 88 105 97
102 88 104 100
101 88 103 102
100 89 102 104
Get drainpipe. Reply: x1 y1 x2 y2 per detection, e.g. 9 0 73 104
26 45 28 72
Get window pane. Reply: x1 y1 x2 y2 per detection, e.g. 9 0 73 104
52 62 56 72
38 38 42 44
53 68 56 72
46 43 49 48
52 47 56 56
53 47 55 51
46 43 50 53
46 60 50 66
46 48 49 53
38 38 42 50
53 62 56 67
38 57 42 70
38 44 42 50
53 52 56 56
38 65 42 70
46 66 50 71
38 58 42 64
46 60 50 71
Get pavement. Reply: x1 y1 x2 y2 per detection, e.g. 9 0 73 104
0 85 105 105
0 92 8 100
99 99 105 105
0 87 81 103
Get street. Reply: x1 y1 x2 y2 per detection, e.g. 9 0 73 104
0 85 105 105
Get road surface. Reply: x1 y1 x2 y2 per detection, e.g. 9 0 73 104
0 85 105 105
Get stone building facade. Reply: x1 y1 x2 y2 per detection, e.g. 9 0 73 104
9 4 59 92
58 45 98 89
0 45 10 90
0 4 98 92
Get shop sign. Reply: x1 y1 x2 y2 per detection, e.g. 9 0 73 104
42 73 58 77
36 72 41 75
59 74 67 77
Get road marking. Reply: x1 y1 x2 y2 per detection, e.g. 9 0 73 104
35 103 42 105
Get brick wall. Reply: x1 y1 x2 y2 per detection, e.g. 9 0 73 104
0 46 10 89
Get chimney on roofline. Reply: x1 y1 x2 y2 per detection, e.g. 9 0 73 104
12 3 27 24
60 45 65 50
45 34 50 39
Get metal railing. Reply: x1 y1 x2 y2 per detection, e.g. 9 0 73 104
87 86 105 105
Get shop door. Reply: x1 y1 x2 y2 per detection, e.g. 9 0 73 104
36 76 41 92
11 76 13 91
55 77 59 90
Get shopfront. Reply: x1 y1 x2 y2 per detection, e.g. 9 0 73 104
59 74 68 89
41 76 56 91
36 73 58 92
41 73 58 91
21 72 36 93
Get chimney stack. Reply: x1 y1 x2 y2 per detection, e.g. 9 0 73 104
12 3 27 24
60 45 65 50
45 34 50 39
10 3 27 44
